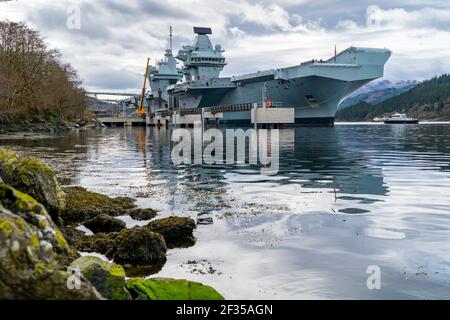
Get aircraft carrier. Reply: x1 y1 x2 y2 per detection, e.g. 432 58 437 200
145 27 391 125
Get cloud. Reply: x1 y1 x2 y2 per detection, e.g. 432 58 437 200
336 19 358 30
229 26 246 37
1 1 450 90
366 5 450 30
82 67 142 91
236 2 292 31
224 4 450 80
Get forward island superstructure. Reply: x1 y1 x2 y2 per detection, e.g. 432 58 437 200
144 27 391 125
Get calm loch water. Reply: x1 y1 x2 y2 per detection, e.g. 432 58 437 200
2 123 450 299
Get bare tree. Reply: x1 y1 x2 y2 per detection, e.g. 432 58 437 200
0 20 88 123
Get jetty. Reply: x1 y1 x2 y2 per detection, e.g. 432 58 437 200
97 102 294 128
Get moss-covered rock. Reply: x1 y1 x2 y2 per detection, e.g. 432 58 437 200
71 256 131 300
69 227 167 277
62 226 86 246
67 244 81 262
62 186 136 224
84 214 126 233
0 198 101 299
126 278 224 300
0 184 71 263
146 216 197 249
0 148 65 224
107 227 167 276
122 264 166 277
76 232 119 255
128 208 158 221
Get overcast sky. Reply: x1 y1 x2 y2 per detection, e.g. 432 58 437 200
1 0 450 92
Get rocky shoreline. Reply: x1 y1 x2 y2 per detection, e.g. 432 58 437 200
0 119 106 134
0 148 224 300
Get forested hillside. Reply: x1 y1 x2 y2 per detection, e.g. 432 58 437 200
338 80 418 109
336 74 450 121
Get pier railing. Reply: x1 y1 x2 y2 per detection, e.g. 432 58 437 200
175 102 288 116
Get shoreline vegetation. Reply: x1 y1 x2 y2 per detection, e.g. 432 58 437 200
0 147 224 300
0 21 97 134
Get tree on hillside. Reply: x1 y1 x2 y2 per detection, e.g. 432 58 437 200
0 21 87 123
336 74 450 121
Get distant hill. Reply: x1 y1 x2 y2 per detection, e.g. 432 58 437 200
336 74 450 121
338 80 419 109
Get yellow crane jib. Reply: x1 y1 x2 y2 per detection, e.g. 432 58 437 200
137 57 151 116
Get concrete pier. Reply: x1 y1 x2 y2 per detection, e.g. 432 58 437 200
251 108 295 125
97 107 293 128
148 115 171 127
97 116 146 126
172 111 223 127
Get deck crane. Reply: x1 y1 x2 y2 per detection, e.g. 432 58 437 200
137 57 151 116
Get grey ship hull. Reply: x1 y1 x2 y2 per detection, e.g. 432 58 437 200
218 76 371 125
169 47 391 125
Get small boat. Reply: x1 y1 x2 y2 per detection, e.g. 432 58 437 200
384 113 418 124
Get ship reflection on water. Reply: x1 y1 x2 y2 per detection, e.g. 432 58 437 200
2 123 450 299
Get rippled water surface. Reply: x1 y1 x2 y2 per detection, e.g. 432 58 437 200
2 123 450 299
